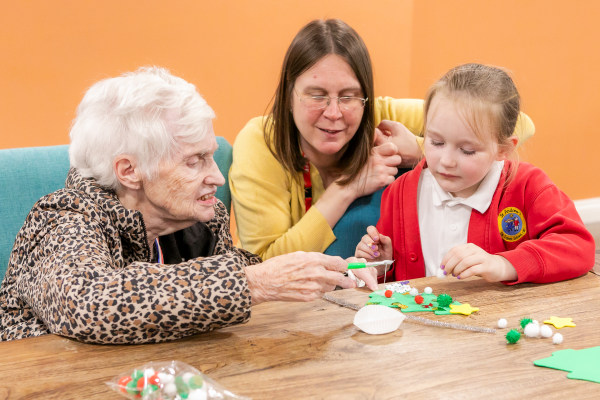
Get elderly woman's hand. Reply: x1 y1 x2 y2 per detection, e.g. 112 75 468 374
244 252 356 305
375 120 422 168
345 257 378 291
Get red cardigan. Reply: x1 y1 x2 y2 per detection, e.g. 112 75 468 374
377 159 595 284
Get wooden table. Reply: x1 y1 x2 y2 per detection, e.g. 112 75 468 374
1 273 599 399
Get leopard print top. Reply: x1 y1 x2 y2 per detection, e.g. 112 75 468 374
0 169 260 344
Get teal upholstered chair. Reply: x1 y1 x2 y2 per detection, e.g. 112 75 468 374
0 145 70 282
324 188 385 259
323 168 411 259
0 136 233 283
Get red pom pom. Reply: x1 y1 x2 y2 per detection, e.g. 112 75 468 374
148 373 160 385
136 377 147 390
118 376 132 393
384 290 393 298
414 295 424 304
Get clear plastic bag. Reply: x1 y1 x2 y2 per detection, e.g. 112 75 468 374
106 360 250 400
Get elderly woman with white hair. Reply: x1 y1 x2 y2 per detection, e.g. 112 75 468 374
0 66 368 344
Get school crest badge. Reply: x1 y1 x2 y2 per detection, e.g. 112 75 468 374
498 207 526 242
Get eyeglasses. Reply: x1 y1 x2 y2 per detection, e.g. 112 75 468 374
294 89 368 112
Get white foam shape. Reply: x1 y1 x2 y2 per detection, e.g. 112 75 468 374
347 270 365 288
353 305 406 335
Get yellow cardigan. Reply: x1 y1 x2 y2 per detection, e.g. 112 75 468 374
229 97 534 260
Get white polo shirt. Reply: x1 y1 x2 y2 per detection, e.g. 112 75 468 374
417 161 504 276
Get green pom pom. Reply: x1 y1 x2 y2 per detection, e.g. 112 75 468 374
506 329 521 344
141 384 159 396
131 369 144 380
125 380 139 395
436 293 453 308
188 375 204 389
519 318 533 329
175 375 189 395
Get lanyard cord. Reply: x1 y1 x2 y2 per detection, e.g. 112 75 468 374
154 238 164 264
302 160 312 212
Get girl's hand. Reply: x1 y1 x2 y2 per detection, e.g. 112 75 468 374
355 225 393 262
346 257 378 291
344 142 401 199
441 243 518 282
375 120 422 168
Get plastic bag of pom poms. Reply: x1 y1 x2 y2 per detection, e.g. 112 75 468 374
107 360 250 400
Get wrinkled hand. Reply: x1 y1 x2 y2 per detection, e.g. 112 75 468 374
344 142 401 199
375 120 422 168
346 257 378 291
355 226 393 276
244 252 355 305
441 243 518 282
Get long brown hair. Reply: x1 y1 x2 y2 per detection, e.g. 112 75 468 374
265 19 375 185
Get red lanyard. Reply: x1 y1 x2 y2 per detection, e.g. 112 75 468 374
154 238 164 264
303 160 312 212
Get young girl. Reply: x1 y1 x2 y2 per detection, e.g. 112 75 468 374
355 63 595 284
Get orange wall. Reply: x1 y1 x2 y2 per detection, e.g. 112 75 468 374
408 1 600 200
1 1 598 199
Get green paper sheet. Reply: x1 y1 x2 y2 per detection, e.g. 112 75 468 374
366 290 460 315
534 346 600 384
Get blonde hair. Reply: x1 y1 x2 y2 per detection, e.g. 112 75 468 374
424 63 520 160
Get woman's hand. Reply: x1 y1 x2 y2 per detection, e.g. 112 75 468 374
347 141 401 199
355 226 393 264
313 142 400 228
346 257 378 291
244 251 356 305
375 120 422 168
441 243 518 282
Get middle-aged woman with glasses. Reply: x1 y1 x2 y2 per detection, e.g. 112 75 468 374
229 18 534 282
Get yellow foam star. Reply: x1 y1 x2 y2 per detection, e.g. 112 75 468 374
449 303 479 316
544 316 576 329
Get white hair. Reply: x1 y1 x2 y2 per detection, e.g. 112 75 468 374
69 66 215 189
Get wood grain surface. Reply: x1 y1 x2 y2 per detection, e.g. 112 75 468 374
1 273 599 399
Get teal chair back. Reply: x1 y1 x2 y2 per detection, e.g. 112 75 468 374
0 145 70 282
0 136 233 283
213 136 233 212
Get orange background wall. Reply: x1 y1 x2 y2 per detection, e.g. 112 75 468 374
1 1 599 200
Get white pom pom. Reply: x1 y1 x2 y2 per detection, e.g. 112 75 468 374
158 372 174 384
552 333 563 344
524 323 540 338
436 268 446 279
497 318 508 329
424 287 433 294
188 387 208 400
163 382 177 397
182 372 195 383
409 288 419 296
540 325 553 338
